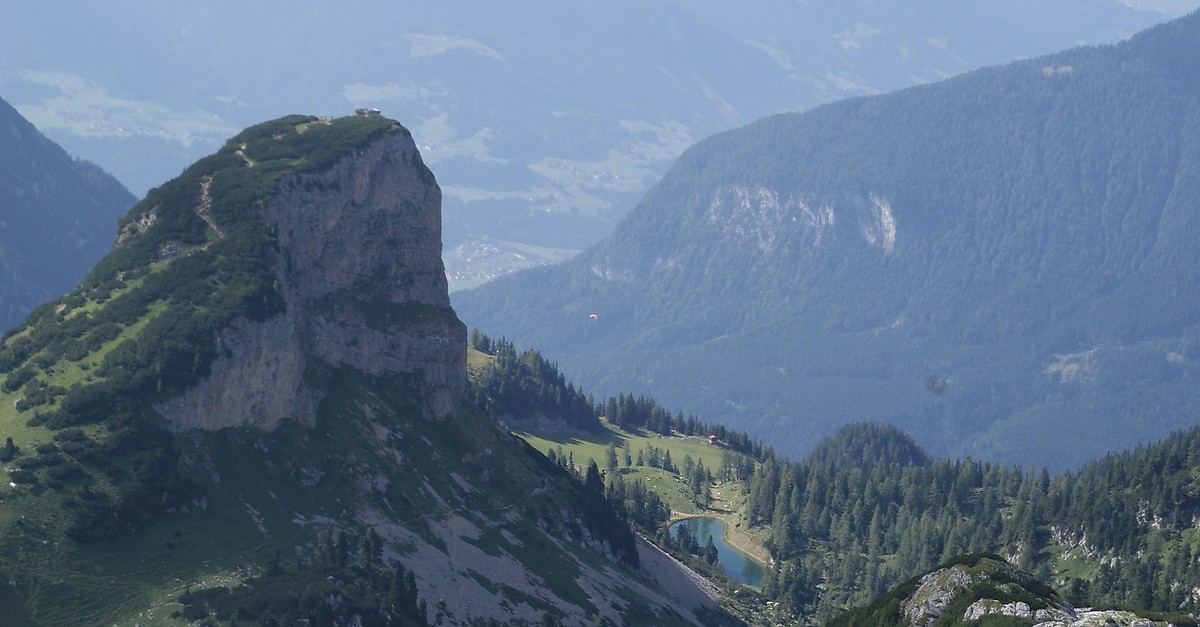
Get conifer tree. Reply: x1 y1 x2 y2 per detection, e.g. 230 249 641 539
704 536 719 565
358 526 382 571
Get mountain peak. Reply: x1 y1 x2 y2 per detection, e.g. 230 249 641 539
0 115 710 625
3 113 465 433
153 114 466 430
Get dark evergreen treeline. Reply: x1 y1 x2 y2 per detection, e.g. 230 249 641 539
174 527 429 626
469 330 602 432
523 438 641 568
469 330 763 457
592 454 733 590
546 437 745 530
598 392 762 458
606 466 673 534
804 423 930 469
742 423 1200 619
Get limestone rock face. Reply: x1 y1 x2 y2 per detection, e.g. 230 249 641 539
157 128 465 430
155 314 314 431
893 557 1177 627
267 132 447 307
903 565 977 627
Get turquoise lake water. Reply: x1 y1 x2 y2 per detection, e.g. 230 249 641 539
669 517 765 587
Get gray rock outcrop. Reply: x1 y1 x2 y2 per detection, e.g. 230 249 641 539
901 560 1177 627
902 565 978 627
157 127 465 430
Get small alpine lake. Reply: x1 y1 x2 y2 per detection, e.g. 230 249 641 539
669 517 766 587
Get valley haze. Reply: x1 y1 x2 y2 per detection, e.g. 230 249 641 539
2 1 1196 289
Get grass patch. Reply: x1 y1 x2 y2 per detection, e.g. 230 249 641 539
516 419 732 477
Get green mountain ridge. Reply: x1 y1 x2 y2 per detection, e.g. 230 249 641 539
0 115 727 626
453 11 1200 470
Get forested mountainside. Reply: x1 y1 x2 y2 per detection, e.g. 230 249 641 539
467 336 1200 625
454 11 1200 470
0 116 725 626
0 96 135 332
741 422 1200 621
467 331 763 453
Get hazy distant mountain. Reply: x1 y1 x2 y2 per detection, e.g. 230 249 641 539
0 1 1191 287
454 13 1200 470
0 96 134 332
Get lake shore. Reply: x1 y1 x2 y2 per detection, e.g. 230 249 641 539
671 515 769 587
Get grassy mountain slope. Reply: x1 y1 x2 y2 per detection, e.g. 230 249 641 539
454 12 1200 470
0 114 398 545
0 96 135 332
0 115 727 626
0 367 708 625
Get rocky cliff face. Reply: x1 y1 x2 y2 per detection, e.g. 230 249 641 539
0 115 718 627
156 129 465 430
896 557 1181 627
